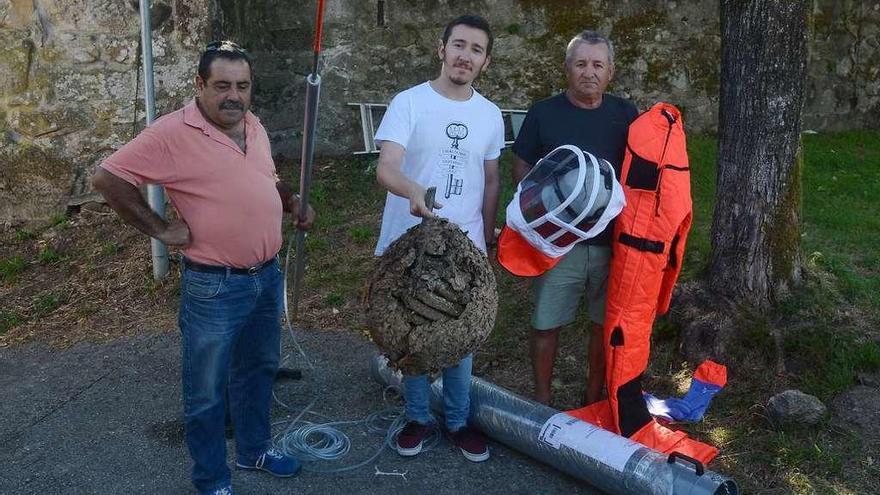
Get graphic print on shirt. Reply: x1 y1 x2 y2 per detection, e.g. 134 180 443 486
446 122 468 148
437 121 470 199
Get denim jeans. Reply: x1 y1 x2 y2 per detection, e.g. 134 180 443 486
403 354 473 431
178 258 282 493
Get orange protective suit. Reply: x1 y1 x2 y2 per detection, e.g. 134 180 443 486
567 102 718 464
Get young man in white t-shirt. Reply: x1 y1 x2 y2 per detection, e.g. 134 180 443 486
374 14 505 462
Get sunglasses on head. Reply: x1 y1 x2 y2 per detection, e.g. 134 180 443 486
203 40 247 54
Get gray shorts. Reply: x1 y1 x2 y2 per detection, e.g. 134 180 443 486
531 243 611 330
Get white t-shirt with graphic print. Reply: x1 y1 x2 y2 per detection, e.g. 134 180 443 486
374 81 505 256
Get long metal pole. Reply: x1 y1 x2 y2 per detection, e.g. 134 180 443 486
291 74 321 320
139 0 169 280
290 0 326 320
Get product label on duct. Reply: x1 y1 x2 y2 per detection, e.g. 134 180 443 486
538 413 640 473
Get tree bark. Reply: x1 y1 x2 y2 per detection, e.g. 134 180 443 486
709 0 808 309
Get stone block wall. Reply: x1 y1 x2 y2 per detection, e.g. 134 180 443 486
1 0 877 222
218 0 877 157
0 0 211 222
806 1 880 130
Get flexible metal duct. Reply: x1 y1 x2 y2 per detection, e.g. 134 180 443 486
371 355 737 495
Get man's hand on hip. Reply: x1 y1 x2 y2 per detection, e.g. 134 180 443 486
157 219 192 249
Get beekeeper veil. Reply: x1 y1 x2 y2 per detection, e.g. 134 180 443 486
498 145 626 275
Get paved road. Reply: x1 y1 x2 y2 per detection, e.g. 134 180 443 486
0 328 599 494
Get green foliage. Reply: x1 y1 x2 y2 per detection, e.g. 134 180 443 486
34 292 66 315
324 292 344 307
143 276 166 296
363 158 378 176
801 130 880 309
492 273 530 346
501 131 880 492
100 241 121 256
38 247 65 263
680 134 717 280
348 225 374 245
706 131 880 406
49 212 68 227
308 182 327 210
686 40 721 95
644 59 666 87
290 157 383 306
0 310 23 334
786 327 880 399
609 10 663 65
0 255 27 283
0 129 870 492
304 235 328 252
15 228 36 241
767 431 845 479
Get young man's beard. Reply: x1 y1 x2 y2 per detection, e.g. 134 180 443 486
449 73 472 86
447 63 481 86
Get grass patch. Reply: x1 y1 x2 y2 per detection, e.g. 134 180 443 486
101 241 121 256
348 225 374 245
768 430 845 479
786 328 880 399
324 292 344 307
304 235 329 252
38 247 65 264
802 130 880 309
0 310 24 335
34 292 67 315
15 228 36 241
681 134 717 279
49 212 68 227
0 255 27 283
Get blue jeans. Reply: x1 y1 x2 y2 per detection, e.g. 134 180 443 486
403 354 473 431
178 259 282 493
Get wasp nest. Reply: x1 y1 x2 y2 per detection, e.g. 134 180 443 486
366 218 497 375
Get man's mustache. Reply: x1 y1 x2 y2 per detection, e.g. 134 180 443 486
220 101 244 111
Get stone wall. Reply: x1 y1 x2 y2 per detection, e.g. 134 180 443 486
213 0 724 157
218 0 878 158
807 1 880 130
0 0 211 222
2 0 878 222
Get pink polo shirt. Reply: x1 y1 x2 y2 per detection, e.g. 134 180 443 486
101 100 283 268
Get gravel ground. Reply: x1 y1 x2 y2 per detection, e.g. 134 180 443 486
0 328 600 495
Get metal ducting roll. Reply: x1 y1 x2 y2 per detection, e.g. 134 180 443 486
371 355 737 495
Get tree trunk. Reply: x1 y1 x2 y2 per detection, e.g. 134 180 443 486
709 0 808 309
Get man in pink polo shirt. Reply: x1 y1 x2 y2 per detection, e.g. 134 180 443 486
92 41 314 495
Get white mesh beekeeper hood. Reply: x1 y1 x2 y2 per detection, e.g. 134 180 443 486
505 145 626 258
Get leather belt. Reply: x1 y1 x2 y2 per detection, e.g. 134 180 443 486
183 257 275 276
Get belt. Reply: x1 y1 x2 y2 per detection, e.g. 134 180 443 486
183 257 276 276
